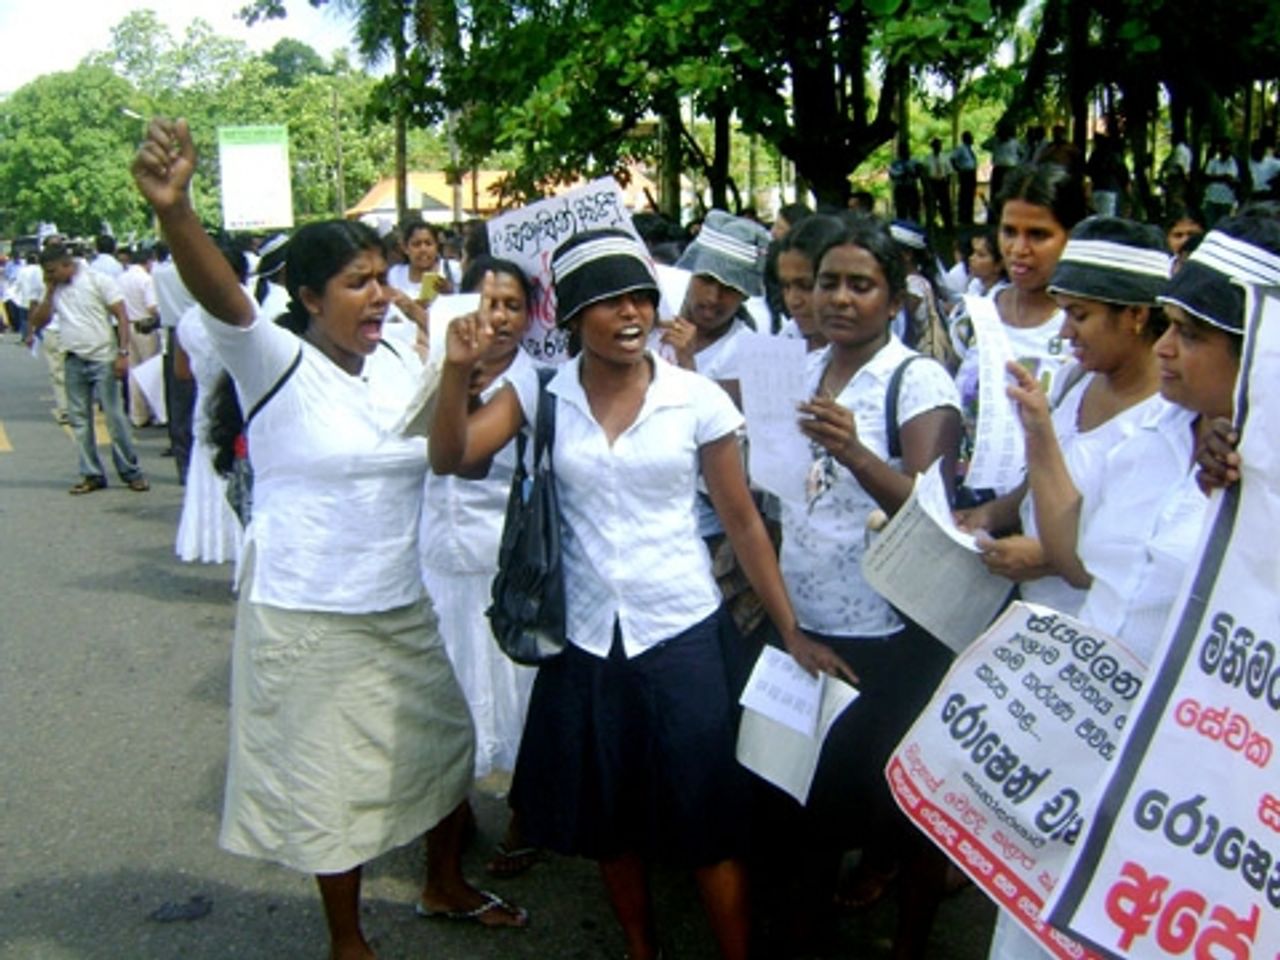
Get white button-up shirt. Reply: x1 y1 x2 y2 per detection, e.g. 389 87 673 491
513 353 744 658
780 338 960 638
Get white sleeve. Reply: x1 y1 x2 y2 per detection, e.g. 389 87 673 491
897 356 961 426
692 370 746 445
199 307 300 411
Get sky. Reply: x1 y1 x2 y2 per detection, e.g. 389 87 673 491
0 1 363 95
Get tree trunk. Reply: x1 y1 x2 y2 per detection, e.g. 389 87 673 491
659 104 682 222
709 97 731 211
393 35 408 225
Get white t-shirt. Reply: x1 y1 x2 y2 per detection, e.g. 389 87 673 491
203 309 428 614
510 352 744 657
53 262 123 363
780 338 960 637
1018 369 1164 614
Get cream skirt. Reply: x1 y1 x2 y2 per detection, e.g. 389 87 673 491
220 549 475 874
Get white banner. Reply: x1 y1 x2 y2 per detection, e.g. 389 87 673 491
1046 287 1280 959
486 177 637 363
887 602 1146 960
217 125 293 231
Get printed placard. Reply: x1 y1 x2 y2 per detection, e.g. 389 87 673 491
1045 287 1280 959
486 177 637 363
887 601 1146 959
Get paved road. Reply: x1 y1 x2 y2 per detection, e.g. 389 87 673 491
0 336 996 959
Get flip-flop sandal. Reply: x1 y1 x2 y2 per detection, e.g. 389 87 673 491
484 843 543 878
415 890 529 927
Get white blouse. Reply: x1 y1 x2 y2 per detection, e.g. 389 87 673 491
780 338 960 638
419 349 539 575
203 310 427 614
1019 369 1165 615
511 353 744 658
1074 402 1208 664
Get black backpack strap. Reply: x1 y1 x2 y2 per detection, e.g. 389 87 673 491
245 348 303 428
885 355 924 460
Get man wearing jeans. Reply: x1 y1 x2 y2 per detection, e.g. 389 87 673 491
28 245 149 494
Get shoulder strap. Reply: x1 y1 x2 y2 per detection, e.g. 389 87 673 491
533 366 557 467
885 355 925 460
245 348 302 428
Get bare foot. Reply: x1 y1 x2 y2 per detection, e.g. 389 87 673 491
329 939 377 960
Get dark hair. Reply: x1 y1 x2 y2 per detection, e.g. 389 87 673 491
219 240 250 286
778 213 845 265
281 220 383 336
39 244 71 266
1164 205 1205 233
95 234 116 255
459 255 534 306
994 163 1088 232
399 218 439 245
970 225 1003 264
461 218 490 266
777 202 814 230
813 212 907 298
254 240 290 307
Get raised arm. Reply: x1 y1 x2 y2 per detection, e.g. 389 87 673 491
1009 361 1091 588
130 118 254 327
429 273 525 474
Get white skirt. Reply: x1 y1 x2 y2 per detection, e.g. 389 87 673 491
175 439 242 567
221 551 475 874
422 568 534 781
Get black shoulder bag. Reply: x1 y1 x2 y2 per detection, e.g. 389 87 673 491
487 368 567 665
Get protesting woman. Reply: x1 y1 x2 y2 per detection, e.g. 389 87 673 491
132 118 525 960
430 228 852 960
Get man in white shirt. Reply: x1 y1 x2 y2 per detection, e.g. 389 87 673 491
28 244 148 493
922 137 953 231
18 249 69 423
89 234 124 278
1202 138 1240 227
117 245 163 427
950 131 978 225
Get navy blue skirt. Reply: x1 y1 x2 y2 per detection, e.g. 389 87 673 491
510 608 749 866
806 621 954 848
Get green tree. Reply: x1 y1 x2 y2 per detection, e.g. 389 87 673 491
0 65 147 235
264 37 331 87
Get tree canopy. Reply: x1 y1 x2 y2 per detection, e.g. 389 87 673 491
0 9 449 237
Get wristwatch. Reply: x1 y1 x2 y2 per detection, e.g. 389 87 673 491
117 348 129 356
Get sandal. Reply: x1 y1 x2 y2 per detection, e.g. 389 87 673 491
833 863 899 912
69 476 107 495
485 843 543 879
127 477 150 492
415 889 528 928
